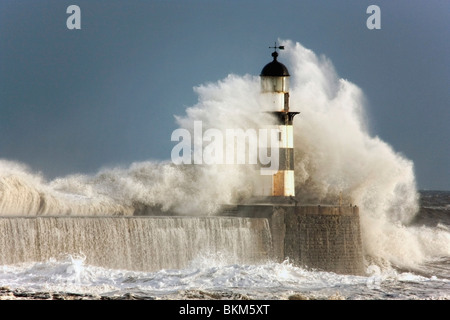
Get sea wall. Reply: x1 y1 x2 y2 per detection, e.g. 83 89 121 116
227 204 365 275
0 205 365 275
285 206 365 275
0 216 272 271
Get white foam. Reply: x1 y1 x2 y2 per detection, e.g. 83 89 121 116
0 39 448 272
1 256 447 299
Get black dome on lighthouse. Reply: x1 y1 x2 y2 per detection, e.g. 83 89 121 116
260 51 290 77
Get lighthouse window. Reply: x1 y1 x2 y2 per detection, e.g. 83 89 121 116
261 77 289 93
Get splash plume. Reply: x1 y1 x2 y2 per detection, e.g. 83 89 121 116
1 40 449 270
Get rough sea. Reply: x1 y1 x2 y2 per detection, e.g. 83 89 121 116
0 190 448 301
0 41 448 305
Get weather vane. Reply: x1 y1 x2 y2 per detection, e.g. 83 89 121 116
269 42 284 52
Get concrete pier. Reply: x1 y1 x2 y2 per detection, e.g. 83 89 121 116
0 206 365 275
222 204 365 275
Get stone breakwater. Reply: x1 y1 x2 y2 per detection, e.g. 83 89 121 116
224 204 365 275
0 206 365 276
0 216 272 271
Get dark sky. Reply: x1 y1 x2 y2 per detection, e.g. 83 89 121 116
0 0 449 190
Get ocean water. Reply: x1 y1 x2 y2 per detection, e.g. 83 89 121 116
0 191 448 301
0 40 448 300
0 257 449 301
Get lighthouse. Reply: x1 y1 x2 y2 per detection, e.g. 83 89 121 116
259 44 299 198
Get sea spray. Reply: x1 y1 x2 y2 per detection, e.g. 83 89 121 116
0 40 449 272
0 159 133 216
279 40 449 269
